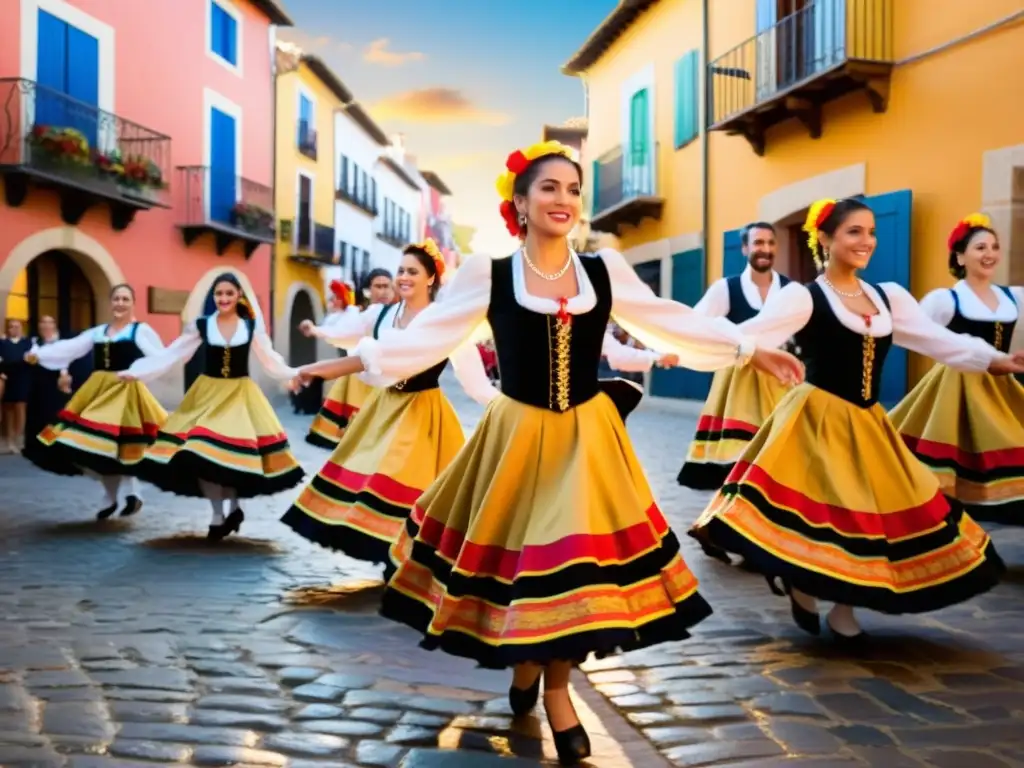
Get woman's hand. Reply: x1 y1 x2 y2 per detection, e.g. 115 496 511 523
58 371 73 393
290 368 314 392
751 347 804 386
656 353 679 368
988 351 1024 376
298 320 317 338
23 352 38 365
116 372 136 383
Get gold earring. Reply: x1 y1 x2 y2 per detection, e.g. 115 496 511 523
518 212 527 227
823 248 830 262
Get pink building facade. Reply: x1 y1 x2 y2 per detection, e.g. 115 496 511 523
0 0 291 366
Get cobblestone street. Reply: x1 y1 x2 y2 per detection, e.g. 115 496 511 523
1 375 1023 767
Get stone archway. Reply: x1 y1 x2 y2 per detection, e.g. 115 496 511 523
0 227 124 321
274 280 328 364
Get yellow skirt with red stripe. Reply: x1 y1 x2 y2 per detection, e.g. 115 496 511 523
137 374 303 498
690 383 1004 613
283 386 465 566
306 375 373 448
27 371 167 477
678 365 790 490
889 365 1024 524
380 392 712 669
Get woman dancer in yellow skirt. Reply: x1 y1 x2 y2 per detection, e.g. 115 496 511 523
303 280 375 448
290 142 802 764
284 240 499 572
889 214 1024 523
23 283 167 519
679 222 793 490
691 198 1019 646
119 272 303 541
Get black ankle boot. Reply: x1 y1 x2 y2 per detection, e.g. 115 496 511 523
119 495 143 517
548 718 591 765
96 503 117 520
508 675 541 717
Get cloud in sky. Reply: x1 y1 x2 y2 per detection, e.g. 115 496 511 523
277 28 352 53
363 38 425 66
371 89 510 126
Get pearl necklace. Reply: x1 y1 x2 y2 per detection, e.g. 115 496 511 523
823 276 863 298
522 247 573 281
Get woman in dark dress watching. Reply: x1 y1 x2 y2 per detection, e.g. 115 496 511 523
0 318 33 454
22 316 68 465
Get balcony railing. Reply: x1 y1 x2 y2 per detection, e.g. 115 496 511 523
708 0 893 154
291 222 336 265
298 120 317 160
590 143 664 236
376 226 407 248
0 78 171 229
176 165 275 258
336 182 377 215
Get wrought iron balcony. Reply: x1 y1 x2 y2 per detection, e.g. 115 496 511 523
336 183 377 216
590 143 663 236
376 225 406 248
297 119 317 160
291 222 337 265
0 78 171 230
176 165 275 259
708 0 893 155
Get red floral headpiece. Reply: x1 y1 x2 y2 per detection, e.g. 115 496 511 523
329 280 355 308
947 213 992 253
495 140 576 238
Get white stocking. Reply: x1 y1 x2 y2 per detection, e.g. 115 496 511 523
223 487 238 512
124 476 141 500
827 604 862 636
198 479 227 525
82 469 117 507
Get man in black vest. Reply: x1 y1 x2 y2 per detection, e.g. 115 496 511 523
678 222 794 494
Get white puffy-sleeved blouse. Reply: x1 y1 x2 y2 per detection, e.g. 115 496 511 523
315 302 500 405
347 248 757 389
33 323 166 372
918 281 1024 326
123 315 297 383
694 267 787 316
738 276 1004 372
601 332 660 372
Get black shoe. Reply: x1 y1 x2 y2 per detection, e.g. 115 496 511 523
96 504 117 520
547 717 591 766
207 509 244 542
508 675 541 718
827 618 869 648
791 597 821 636
119 495 143 517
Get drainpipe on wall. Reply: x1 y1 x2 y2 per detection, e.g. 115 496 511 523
268 25 278 336
700 0 710 290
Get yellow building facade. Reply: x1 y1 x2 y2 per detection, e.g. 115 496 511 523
272 47 350 362
566 0 1024 401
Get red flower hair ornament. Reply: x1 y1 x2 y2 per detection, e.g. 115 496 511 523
495 140 576 239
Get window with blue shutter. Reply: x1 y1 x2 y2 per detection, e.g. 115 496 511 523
298 94 312 147
35 10 99 146
628 89 649 166
210 2 238 67
674 49 699 148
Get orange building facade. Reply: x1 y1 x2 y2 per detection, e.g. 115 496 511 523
0 0 291 397
566 0 1024 402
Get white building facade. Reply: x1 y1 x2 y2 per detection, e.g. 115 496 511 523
372 148 422 275
330 102 386 292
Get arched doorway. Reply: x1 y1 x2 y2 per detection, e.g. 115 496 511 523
5 250 97 338
775 208 817 282
288 290 317 367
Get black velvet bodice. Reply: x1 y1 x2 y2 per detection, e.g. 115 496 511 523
792 282 893 407
197 317 252 379
487 254 612 412
946 286 1017 354
725 273 791 323
92 323 145 372
375 304 447 393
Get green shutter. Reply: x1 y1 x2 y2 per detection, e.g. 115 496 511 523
674 49 699 148
590 159 601 214
629 89 649 165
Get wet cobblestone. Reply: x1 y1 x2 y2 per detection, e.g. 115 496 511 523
1 376 1023 766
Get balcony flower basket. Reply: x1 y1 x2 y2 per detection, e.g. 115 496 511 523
96 151 165 201
27 124 91 173
231 202 275 237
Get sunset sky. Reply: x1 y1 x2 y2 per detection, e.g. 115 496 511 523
277 0 617 257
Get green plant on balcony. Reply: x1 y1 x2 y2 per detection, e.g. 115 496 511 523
231 202 275 236
27 124 91 168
